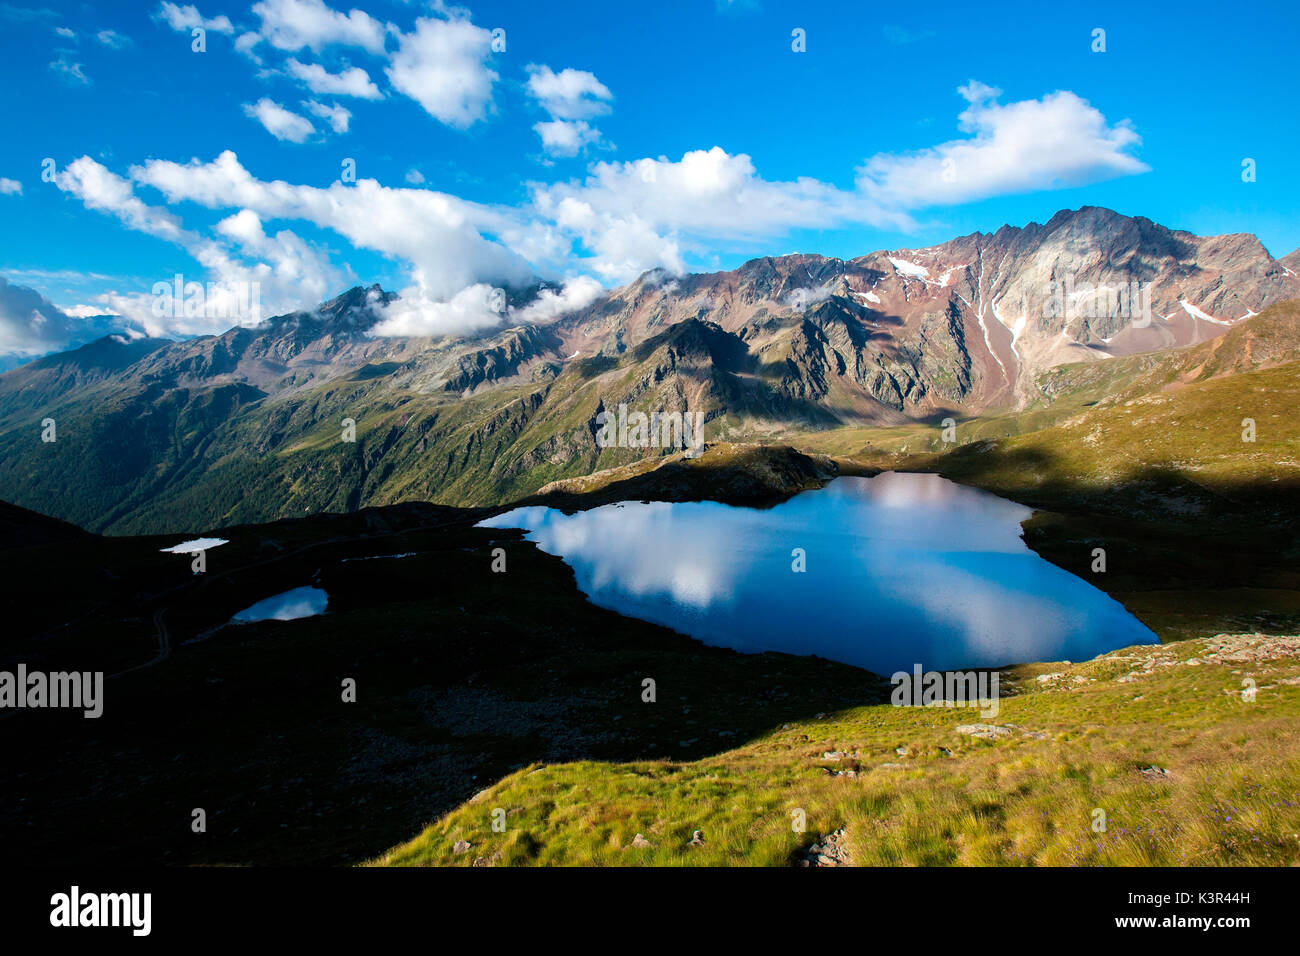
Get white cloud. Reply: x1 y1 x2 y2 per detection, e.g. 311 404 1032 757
0 277 129 359
533 120 601 159
53 157 347 336
132 150 533 302
854 82 1150 207
251 0 386 54
286 58 382 98
52 81 1150 340
0 178 21 196
156 2 234 34
369 274 606 338
370 282 505 338
235 31 263 61
385 16 497 129
54 25 74 39
511 276 604 324
303 99 351 133
49 53 89 85
63 303 119 318
531 147 897 281
526 64 613 157
96 29 131 49
57 157 190 244
530 84 1148 281
525 65 612 121
243 97 316 142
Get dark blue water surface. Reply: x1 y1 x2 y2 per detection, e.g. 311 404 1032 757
479 472 1158 675
230 586 329 624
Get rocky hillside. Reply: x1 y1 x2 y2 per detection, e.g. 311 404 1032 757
553 206 1300 411
0 207 1295 533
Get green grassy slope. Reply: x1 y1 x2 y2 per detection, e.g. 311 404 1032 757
374 633 1300 867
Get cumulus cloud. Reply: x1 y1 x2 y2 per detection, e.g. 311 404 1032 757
533 119 602 159
783 284 835 311
385 15 497 128
53 157 348 336
525 65 612 121
530 147 897 281
63 303 118 318
286 58 382 98
530 83 1148 281
235 31 263 61
0 276 128 361
526 64 613 157
243 97 316 142
131 150 533 301
155 2 234 34
51 80 1149 340
303 99 350 133
854 82 1150 207
250 0 386 53
369 282 505 338
370 275 605 338
57 156 190 245
511 276 604 324
0 178 21 195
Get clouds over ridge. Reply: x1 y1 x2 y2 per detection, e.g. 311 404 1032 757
34 3 1147 343
49 74 1148 338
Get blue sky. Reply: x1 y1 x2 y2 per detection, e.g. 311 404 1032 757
1 0 1297 352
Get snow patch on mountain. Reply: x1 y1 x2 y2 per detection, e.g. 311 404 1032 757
1179 300 1231 326
887 256 931 280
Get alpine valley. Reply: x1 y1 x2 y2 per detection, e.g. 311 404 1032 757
4 204 1300 869
2 205 1298 536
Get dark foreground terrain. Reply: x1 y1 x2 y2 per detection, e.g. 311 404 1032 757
0 465 886 866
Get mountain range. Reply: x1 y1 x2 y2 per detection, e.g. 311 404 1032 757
2 205 1298 534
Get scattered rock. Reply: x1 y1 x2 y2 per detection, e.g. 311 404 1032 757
630 833 654 849
452 840 472 854
1002 722 1049 740
955 723 1013 739
795 828 850 867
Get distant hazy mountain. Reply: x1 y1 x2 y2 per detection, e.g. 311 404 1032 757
0 277 128 372
1 207 1296 534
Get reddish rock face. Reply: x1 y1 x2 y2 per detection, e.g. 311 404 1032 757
552 206 1300 416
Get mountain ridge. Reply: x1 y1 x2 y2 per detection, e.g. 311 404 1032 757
2 206 1297 534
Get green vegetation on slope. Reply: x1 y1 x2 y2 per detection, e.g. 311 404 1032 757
374 634 1300 867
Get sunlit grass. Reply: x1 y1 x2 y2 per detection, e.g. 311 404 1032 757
370 635 1300 867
